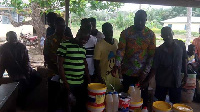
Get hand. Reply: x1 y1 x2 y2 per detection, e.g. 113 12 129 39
182 75 187 87
111 65 120 77
138 73 147 84
87 76 91 84
64 82 70 92
140 80 149 90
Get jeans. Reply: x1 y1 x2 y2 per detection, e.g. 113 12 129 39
155 85 181 104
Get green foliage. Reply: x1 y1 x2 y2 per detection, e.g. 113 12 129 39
191 32 199 37
173 30 187 35
151 28 161 34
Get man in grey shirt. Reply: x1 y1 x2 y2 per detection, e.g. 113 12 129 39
144 27 187 103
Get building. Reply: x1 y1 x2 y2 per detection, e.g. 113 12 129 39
0 6 33 41
162 17 200 32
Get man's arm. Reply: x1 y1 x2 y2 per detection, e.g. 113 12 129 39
58 56 69 91
115 31 127 67
140 32 156 83
84 59 91 84
141 48 159 89
94 59 104 83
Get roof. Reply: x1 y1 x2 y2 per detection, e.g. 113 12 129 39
161 17 200 23
98 0 200 8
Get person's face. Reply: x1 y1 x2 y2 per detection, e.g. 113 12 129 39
103 25 113 38
47 18 55 27
134 15 147 31
189 46 195 55
55 21 65 34
79 32 90 45
161 29 174 46
91 22 96 29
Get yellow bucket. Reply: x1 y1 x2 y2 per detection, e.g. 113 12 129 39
173 104 193 112
153 101 172 112
129 99 143 112
88 83 107 105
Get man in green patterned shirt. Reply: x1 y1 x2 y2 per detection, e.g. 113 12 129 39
113 10 156 107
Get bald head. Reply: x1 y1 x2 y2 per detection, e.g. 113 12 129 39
6 31 18 43
134 10 147 31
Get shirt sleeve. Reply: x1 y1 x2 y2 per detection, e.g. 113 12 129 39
152 48 160 69
94 42 101 60
115 31 126 66
57 42 67 57
143 32 156 74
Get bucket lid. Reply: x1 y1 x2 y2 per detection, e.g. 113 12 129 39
113 91 118 94
107 92 112 94
153 101 172 111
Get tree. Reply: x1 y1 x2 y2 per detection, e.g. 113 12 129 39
0 0 122 48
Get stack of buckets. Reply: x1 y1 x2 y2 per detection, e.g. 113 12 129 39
182 74 196 103
87 83 107 112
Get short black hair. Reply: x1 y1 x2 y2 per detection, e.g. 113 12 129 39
89 17 96 23
135 10 147 18
81 18 90 26
161 26 172 35
46 12 57 19
6 31 17 42
55 17 65 25
188 44 195 49
102 22 112 32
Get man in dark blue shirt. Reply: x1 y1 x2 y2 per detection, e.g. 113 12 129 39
146 27 187 103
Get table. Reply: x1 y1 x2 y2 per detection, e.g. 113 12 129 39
0 82 19 112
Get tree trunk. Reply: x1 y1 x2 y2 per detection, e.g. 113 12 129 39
186 7 192 49
0 2 46 50
30 2 46 50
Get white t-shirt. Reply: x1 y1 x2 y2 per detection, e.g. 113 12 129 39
85 35 97 75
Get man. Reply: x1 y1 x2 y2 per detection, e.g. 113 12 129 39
0 31 41 108
113 10 156 107
89 17 105 42
46 12 57 38
94 22 121 92
150 27 187 104
187 44 199 76
76 18 97 81
44 17 68 112
44 12 73 66
57 20 91 112
192 28 200 60
45 12 73 39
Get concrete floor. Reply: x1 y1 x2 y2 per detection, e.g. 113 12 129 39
185 102 200 112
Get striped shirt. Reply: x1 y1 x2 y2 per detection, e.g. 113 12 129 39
57 39 86 85
85 35 97 75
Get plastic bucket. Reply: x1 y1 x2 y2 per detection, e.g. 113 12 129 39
181 88 195 103
184 74 196 88
173 104 193 112
88 83 107 105
129 99 143 112
153 101 172 112
87 103 105 112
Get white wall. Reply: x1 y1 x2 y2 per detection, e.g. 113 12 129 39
0 24 33 41
163 23 200 32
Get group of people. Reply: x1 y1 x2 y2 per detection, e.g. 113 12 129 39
0 9 200 112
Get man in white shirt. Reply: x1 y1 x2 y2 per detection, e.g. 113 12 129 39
89 17 105 42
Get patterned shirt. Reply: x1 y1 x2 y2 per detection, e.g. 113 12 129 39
116 26 156 77
43 34 64 75
192 37 200 60
57 39 86 85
